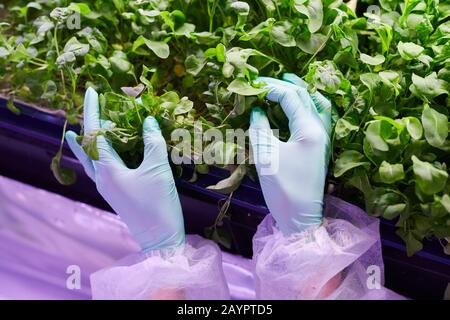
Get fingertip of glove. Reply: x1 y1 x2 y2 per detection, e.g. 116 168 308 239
282 73 306 88
251 105 265 115
143 116 161 133
65 130 78 142
254 76 271 85
100 119 114 130
281 72 297 79
85 86 98 98
250 107 268 124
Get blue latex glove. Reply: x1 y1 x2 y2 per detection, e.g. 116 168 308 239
249 73 332 235
65 88 185 252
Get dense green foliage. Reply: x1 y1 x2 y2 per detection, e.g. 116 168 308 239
0 0 449 255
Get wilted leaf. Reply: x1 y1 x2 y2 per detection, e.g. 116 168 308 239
51 150 76 185
207 164 247 194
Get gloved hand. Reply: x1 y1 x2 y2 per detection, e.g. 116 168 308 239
249 73 332 235
65 88 185 252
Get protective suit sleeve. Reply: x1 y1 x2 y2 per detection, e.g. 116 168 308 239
252 195 404 300
90 235 230 300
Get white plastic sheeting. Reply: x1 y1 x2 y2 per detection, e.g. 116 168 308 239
0 175 402 300
0 176 254 299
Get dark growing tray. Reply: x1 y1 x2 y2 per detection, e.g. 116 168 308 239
1 96 449 299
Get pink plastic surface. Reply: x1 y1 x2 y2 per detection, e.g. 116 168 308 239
0 175 254 299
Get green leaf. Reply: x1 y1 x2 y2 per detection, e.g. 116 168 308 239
305 60 343 94
374 23 393 55
294 0 323 33
184 55 206 76
412 156 448 195
383 203 406 220
334 150 370 177
140 65 154 89
56 52 76 65
231 1 250 16
440 194 450 213
112 0 125 13
160 91 179 103
143 39 170 59
63 37 89 56
133 36 169 59
402 117 423 140
240 18 274 41
367 188 406 219
42 80 57 100
68 3 91 15
174 97 194 115
396 229 423 257
365 120 391 152
109 51 132 73
360 53 385 66
348 168 373 199
160 11 175 32
270 21 296 47
227 78 267 96
334 51 358 69
360 73 380 92
379 70 400 84
26 2 42 10
297 33 327 55
216 43 226 62
398 41 424 60
50 7 73 23
379 161 405 184
421 104 448 148
335 118 359 140
137 9 160 18
410 73 448 100
174 23 195 36
207 164 246 194
77 27 107 54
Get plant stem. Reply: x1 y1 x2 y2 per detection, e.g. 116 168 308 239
53 25 67 97
59 120 68 154
207 0 217 33
301 29 332 74
274 0 282 20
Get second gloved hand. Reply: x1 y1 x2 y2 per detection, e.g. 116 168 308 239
249 73 332 235
65 88 185 252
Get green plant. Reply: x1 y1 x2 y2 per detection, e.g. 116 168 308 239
0 0 449 255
